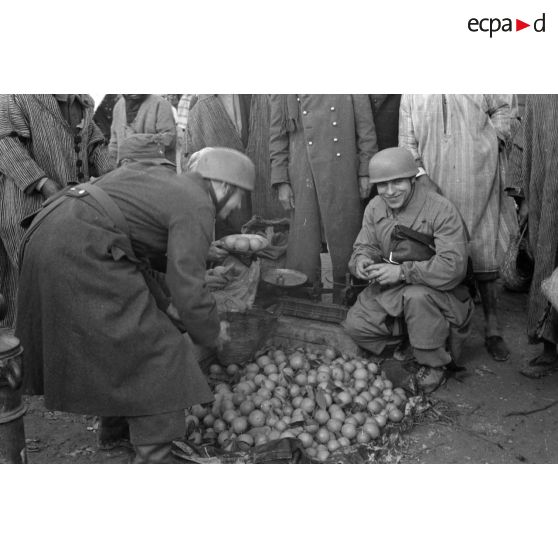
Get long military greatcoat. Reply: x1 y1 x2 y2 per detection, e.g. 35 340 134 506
269 94 377 285
16 161 217 416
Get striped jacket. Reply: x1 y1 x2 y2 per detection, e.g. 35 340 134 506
0 94 112 326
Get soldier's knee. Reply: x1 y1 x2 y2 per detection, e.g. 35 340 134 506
402 284 430 305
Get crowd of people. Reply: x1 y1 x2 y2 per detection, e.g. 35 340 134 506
0 93 556 463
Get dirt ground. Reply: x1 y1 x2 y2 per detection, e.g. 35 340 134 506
20 286 558 464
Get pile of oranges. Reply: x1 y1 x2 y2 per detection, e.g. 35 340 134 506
185 347 407 462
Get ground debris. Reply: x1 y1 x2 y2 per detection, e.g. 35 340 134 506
504 400 558 417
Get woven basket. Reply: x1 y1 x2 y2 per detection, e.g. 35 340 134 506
541 268 558 311
501 223 533 292
217 307 277 366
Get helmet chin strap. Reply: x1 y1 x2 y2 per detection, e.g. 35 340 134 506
208 182 238 215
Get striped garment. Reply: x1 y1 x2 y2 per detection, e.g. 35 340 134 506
0 94 112 327
522 95 558 343
177 94 195 131
399 94 519 274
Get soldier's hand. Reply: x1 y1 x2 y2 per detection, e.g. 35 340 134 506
207 241 228 263
355 256 374 280
277 183 295 211
367 263 402 286
359 177 372 200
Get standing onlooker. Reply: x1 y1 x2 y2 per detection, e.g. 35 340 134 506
93 94 120 143
186 94 280 235
269 94 377 303
399 94 518 361
519 95 558 378
369 94 401 150
109 94 176 165
0 94 112 328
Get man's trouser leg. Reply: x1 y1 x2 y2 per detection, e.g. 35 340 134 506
402 285 473 368
343 287 404 354
128 410 185 464
0 237 18 328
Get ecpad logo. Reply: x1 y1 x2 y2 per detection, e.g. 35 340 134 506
468 13 546 37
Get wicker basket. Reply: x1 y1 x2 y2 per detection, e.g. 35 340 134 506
501 223 533 292
217 307 277 366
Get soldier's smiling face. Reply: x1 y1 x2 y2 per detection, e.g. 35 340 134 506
376 178 413 210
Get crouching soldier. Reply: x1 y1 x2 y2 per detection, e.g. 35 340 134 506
342 148 474 393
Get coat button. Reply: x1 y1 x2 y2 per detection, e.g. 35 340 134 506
332 121 337 126
330 106 335 111
303 110 308 115
308 140 313 145
296 97 300 102
333 138 338 142
336 153 341 157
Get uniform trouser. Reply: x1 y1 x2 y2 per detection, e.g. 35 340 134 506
100 410 185 446
343 283 474 368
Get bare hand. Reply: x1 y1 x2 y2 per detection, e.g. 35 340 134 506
355 256 374 280
40 178 60 199
277 183 295 211
367 263 403 286
359 177 372 200
207 241 228 263
205 269 228 290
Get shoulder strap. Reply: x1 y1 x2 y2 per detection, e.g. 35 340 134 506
80 182 131 237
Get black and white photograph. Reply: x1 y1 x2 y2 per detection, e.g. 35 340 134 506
2 1 557 557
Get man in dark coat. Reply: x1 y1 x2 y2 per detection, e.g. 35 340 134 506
0 94 112 328
16 138 255 463
369 94 401 150
269 95 378 303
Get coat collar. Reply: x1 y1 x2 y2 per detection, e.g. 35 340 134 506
35 95 92 129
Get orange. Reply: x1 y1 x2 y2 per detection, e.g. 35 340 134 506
209 363 223 375
249 237 262 251
314 409 330 425
263 363 278 376
289 354 305 370
256 355 272 368
327 439 341 453
341 423 357 440
374 414 387 428
245 362 260 375
367 362 379 374
354 379 368 393
326 418 343 434
363 421 381 439
356 430 371 445
316 449 330 462
231 416 248 434
300 398 316 414
315 427 330 444
213 418 227 433
234 237 250 252
388 408 404 423
298 432 314 449
294 373 308 386
239 400 256 416
353 368 368 382
324 348 337 361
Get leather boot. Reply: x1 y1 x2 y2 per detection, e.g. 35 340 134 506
97 417 131 451
133 442 176 464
